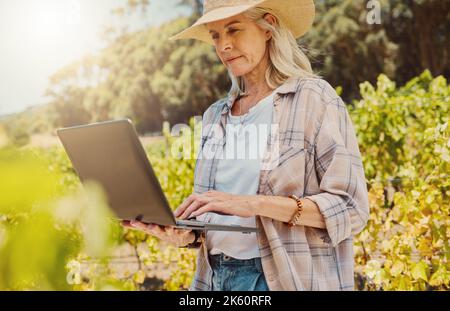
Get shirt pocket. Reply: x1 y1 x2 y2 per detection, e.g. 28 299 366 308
266 143 306 195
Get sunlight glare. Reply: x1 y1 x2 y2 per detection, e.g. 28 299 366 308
23 0 81 47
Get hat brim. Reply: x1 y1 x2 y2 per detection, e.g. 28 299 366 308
169 0 315 45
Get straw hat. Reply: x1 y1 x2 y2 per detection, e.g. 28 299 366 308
169 0 315 45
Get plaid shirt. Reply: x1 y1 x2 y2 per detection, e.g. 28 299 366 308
189 77 370 291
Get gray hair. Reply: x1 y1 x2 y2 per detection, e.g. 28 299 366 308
229 7 318 98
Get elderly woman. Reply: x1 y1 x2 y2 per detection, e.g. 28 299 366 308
124 0 369 291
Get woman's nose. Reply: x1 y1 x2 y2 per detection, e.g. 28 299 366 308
219 37 232 52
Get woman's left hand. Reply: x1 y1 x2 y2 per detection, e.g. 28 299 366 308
174 190 258 219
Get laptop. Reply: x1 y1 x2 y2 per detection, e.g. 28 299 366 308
56 119 258 234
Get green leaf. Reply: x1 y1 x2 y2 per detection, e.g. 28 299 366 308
411 262 429 282
390 260 404 277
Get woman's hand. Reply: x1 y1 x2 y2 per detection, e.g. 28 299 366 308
174 190 259 219
121 220 195 247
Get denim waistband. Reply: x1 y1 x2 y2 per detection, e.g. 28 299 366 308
208 253 268 291
208 253 263 268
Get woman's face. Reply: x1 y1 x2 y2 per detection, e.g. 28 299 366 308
207 13 272 77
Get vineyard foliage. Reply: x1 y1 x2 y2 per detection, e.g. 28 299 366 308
352 71 449 290
0 72 448 290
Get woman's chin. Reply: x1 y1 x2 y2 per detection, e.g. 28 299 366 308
228 68 251 77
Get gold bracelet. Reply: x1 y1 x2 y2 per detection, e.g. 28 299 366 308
287 194 303 227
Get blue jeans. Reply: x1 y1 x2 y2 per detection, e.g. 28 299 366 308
209 254 269 291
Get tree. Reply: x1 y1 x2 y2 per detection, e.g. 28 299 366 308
13 0 449 135
385 0 449 80
179 0 203 16
305 0 398 100
44 17 228 133
304 0 449 100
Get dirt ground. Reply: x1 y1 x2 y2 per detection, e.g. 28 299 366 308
80 242 175 290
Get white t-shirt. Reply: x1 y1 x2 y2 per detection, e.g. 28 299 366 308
206 91 275 259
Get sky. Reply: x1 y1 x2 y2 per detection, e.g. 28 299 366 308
0 0 191 116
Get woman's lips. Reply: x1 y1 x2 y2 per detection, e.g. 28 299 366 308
227 56 241 63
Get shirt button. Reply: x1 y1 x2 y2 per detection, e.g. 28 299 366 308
223 255 230 261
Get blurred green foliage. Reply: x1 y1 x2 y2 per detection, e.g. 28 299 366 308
0 148 125 290
0 116 201 290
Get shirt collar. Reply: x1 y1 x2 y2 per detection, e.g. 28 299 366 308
221 76 300 115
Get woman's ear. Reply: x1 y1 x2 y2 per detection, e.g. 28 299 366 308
263 13 277 25
263 13 276 40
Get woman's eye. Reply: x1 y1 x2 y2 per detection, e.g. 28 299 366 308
210 29 239 41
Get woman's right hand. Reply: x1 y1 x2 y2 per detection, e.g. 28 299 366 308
120 220 196 247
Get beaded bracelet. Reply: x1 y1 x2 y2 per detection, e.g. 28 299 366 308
288 194 304 227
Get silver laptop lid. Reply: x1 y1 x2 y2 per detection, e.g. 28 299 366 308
57 119 177 226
